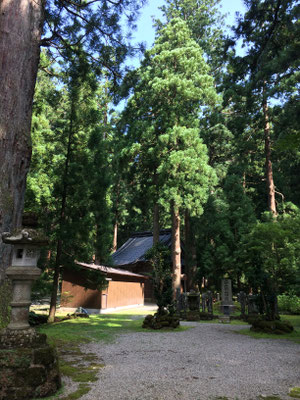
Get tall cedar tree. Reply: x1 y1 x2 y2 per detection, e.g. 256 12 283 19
156 0 232 289
122 18 219 295
228 0 300 216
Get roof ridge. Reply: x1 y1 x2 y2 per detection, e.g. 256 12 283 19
131 228 171 238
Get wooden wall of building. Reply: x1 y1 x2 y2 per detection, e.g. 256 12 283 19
61 270 101 309
61 269 145 310
103 281 144 309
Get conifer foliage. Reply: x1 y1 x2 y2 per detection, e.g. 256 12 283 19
122 18 219 294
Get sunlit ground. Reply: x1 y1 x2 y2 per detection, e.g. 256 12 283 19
33 304 300 345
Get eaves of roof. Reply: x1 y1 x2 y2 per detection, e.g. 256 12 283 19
75 261 147 279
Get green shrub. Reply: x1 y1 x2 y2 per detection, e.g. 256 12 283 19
278 294 300 315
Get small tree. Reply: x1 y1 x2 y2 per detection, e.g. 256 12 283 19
242 208 300 318
145 244 173 315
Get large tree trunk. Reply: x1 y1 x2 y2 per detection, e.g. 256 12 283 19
112 221 118 253
48 239 62 323
153 172 160 245
153 203 160 245
0 0 44 279
172 205 181 298
184 210 197 291
263 84 277 216
112 182 120 253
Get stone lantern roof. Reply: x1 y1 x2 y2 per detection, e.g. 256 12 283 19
2 229 48 246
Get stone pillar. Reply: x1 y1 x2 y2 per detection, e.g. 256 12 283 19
6 266 41 330
220 279 234 323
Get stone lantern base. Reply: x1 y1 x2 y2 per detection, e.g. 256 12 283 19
0 329 61 400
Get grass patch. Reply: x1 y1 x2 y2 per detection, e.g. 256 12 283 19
289 387 300 398
111 307 157 315
38 313 188 346
235 314 300 344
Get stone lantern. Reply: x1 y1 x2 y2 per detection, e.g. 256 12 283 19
2 229 47 330
0 229 61 399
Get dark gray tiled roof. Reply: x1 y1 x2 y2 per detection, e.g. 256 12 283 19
76 261 147 278
112 230 172 267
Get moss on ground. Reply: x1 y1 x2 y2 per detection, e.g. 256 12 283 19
289 387 300 398
32 341 104 399
60 384 90 400
81 353 98 362
59 360 101 383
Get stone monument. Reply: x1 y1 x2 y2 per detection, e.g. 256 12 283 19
0 229 61 400
187 291 200 311
219 278 234 323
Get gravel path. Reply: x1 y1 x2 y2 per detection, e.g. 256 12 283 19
80 322 300 400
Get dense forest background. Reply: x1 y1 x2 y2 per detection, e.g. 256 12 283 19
23 0 300 312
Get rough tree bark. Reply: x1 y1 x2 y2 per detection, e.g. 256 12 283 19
153 203 160 245
171 204 181 298
263 83 277 216
152 173 160 245
0 0 45 279
112 221 118 253
184 210 197 291
112 182 120 252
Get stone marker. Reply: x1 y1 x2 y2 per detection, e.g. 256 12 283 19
220 278 234 323
187 291 200 311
